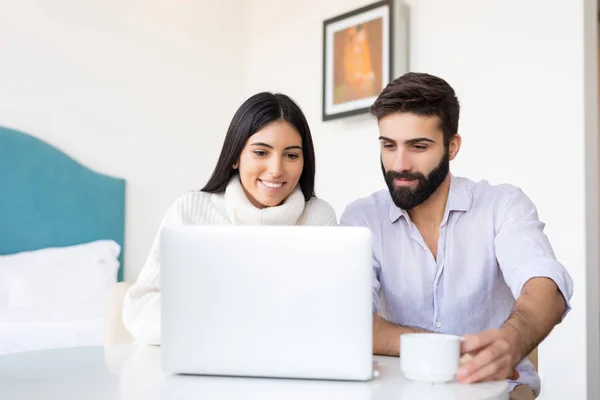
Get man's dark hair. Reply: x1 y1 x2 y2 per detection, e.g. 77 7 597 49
370 72 460 147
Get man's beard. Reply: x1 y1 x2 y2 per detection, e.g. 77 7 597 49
382 150 450 210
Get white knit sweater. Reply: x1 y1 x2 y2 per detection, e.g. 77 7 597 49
122 177 338 344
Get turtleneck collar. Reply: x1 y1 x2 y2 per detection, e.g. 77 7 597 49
223 176 305 225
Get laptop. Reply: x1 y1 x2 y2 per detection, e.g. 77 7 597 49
160 225 374 381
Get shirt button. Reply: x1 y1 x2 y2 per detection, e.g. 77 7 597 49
435 321 441 328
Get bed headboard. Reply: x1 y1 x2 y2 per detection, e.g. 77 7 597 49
0 126 126 281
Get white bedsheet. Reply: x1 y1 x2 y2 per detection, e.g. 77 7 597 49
0 306 103 355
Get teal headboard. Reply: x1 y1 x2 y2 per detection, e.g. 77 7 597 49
0 126 126 281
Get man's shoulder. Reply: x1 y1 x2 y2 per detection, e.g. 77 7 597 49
457 176 524 206
340 189 390 225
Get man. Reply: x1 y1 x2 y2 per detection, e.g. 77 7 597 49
340 72 572 400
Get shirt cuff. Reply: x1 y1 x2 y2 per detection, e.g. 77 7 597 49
511 259 573 320
373 290 382 314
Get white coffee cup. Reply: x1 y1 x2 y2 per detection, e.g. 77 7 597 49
400 333 462 383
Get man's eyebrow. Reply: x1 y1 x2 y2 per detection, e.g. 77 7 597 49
378 136 396 144
404 137 436 145
378 136 437 145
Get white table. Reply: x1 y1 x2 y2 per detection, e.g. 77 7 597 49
0 345 508 400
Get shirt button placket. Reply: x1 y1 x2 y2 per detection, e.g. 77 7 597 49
432 225 447 332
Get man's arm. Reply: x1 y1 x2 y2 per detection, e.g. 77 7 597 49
458 277 566 383
502 277 566 363
457 188 572 384
373 315 430 356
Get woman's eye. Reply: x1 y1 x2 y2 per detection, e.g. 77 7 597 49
254 150 267 157
286 153 300 160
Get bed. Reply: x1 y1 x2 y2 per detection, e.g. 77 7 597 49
0 126 125 355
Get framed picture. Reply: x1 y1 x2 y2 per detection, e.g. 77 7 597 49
322 0 407 121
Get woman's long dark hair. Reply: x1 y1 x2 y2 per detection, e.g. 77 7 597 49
201 92 315 201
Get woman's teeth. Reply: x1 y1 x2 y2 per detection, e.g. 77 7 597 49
261 180 283 189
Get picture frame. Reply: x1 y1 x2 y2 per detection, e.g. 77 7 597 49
322 0 408 121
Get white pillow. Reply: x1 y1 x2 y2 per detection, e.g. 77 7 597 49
0 268 9 307
0 240 121 315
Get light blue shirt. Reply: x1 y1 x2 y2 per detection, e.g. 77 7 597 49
340 175 573 396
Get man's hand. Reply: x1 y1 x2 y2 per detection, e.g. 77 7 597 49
457 328 519 384
458 277 567 384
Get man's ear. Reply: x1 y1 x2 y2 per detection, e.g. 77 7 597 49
449 134 462 161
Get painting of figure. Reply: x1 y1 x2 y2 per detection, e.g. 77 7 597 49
323 1 400 121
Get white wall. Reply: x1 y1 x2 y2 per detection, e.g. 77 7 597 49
245 0 598 399
0 0 246 281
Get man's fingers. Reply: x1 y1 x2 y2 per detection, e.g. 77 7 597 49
458 336 513 381
459 355 512 384
457 330 517 384
459 353 517 378
458 343 503 379
461 330 501 354
459 353 474 365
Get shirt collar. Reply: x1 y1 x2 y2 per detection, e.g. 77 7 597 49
388 174 472 223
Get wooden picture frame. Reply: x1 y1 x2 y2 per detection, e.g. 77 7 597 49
322 0 408 121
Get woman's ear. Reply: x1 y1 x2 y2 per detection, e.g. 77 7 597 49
232 162 239 169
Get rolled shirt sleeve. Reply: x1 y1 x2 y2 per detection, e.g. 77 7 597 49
494 188 573 319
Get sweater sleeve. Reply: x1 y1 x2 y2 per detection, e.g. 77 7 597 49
299 197 338 226
122 197 185 345
320 203 338 226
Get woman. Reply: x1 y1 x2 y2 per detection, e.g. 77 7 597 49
123 92 337 345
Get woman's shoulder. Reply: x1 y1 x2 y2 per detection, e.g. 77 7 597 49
172 190 214 207
166 190 227 223
299 196 338 226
